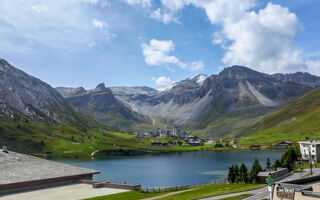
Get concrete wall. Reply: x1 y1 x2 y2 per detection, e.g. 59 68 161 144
0 174 93 195
93 182 141 191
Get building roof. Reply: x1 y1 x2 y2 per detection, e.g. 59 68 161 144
0 149 99 185
298 140 320 145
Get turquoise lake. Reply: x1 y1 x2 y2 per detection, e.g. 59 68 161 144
59 150 284 187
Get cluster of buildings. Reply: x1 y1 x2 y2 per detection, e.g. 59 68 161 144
299 140 320 163
135 126 188 139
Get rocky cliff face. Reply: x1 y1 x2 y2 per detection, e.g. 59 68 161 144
272 72 320 88
0 59 88 124
109 66 313 125
55 87 86 98
58 83 149 130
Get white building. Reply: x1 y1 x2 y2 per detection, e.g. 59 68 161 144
299 140 320 163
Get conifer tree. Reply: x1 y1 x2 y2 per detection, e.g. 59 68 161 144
239 163 248 183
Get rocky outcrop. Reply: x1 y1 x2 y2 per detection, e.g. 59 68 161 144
55 87 86 98
272 72 320 88
0 59 94 126
61 83 149 130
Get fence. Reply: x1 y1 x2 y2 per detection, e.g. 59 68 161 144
140 178 228 193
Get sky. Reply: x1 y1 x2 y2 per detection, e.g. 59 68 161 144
0 0 320 89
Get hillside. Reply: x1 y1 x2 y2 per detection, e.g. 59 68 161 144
0 59 165 156
227 87 320 146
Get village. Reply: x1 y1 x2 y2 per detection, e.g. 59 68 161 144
133 126 240 148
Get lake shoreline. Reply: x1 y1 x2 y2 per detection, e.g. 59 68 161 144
41 146 289 160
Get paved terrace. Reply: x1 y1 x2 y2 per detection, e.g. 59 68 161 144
0 183 129 200
0 149 99 186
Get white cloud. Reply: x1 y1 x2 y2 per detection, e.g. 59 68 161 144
159 0 320 75
80 0 110 7
306 60 320 75
152 76 174 86
160 0 194 11
92 18 108 29
123 0 152 7
31 5 48 13
142 39 204 71
0 0 115 52
150 8 179 24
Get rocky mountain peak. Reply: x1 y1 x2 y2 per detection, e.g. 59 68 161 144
218 65 270 82
95 83 106 90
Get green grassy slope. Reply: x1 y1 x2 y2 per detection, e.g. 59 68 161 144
187 106 273 139
228 87 320 146
0 111 218 157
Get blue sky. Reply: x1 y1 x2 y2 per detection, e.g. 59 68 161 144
0 0 319 89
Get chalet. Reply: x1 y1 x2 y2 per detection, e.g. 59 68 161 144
0 147 99 194
188 141 202 146
273 141 292 147
257 168 289 183
250 145 260 149
150 142 168 147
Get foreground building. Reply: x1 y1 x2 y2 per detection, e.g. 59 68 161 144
0 147 99 194
298 140 320 163
273 174 320 200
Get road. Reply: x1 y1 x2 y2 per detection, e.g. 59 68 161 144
199 187 267 200
200 168 320 200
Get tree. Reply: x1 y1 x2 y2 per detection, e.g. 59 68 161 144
273 159 282 170
234 164 240 183
228 165 235 183
281 147 298 171
40 140 45 146
239 163 249 183
266 158 271 170
249 158 263 183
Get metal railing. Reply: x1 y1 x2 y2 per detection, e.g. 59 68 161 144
140 178 228 193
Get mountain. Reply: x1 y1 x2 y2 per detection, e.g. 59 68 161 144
111 67 313 135
227 87 320 146
0 59 97 127
272 72 320 88
0 59 106 153
157 74 208 92
57 84 151 131
0 59 167 156
55 87 86 98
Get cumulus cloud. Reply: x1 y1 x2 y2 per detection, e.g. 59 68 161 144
158 0 320 75
123 0 152 7
142 39 204 71
152 76 174 86
150 8 179 24
92 18 108 29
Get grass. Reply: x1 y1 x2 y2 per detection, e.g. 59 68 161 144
217 194 253 200
83 191 170 200
0 115 231 158
158 184 263 200
302 172 312 178
294 163 319 169
84 184 262 200
220 87 320 147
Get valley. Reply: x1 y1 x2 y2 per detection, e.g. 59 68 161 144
1 59 320 157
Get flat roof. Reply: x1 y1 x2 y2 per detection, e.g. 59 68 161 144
0 149 99 185
298 141 320 145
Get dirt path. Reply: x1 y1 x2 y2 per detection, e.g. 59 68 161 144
141 189 196 200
